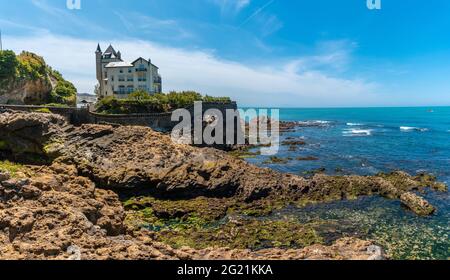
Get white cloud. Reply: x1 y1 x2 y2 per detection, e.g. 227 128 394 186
4 32 378 107
114 11 193 41
236 0 251 10
30 0 107 34
211 0 251 15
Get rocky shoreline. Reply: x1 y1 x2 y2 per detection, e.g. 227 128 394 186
0 111 447 260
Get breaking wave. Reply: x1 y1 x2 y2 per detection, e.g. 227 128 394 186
343 129 373 137
400 126 429 132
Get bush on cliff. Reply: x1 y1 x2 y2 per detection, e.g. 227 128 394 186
0 50 18 79
49 70 77 105
95 91 231 114
0 50 77 106
17 51 48 80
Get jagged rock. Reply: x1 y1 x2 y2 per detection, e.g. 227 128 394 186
0 110 444 260
0 111 446 216
180 237 384 260
0 171 10 182
0 162 384 260
0 111 66 158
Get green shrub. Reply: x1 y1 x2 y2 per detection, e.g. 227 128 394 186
203 95 232 103
17 51 48 80
0 50 19 79
50 78 77 106
43 103 71 108
128 90 153 100
167 91 203 108
95 91 232 114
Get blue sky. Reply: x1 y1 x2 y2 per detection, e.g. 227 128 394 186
1 0 450 107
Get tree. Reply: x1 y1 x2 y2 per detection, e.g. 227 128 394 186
94 83 100 96
0 50 19 79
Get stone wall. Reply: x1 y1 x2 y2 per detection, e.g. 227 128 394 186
0 102 239 132
88 101 238 132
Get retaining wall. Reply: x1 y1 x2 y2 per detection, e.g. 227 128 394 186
0 102 239 132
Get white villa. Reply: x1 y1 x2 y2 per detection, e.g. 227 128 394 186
95 44 162 99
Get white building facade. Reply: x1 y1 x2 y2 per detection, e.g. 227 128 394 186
95 44 162 99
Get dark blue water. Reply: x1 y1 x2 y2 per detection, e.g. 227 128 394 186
244 107 450 259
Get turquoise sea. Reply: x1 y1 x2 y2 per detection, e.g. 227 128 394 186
243 107 450 260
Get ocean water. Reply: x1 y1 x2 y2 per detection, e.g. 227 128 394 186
243 107 450 260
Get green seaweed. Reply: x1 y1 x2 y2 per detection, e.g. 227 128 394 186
0 160 26 177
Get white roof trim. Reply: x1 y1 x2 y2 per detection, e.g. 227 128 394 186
105 61 133 68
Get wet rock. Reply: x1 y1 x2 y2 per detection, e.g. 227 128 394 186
400 192 435 216
281 139 306 146
296 156 319 161
263 156 290 165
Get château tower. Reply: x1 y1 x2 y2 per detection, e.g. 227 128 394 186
95 44 103 95
95 44 162 99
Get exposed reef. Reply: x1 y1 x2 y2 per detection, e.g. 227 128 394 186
0 162 383 260
0 111 447 260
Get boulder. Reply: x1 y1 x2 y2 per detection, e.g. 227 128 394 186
0 111 67 159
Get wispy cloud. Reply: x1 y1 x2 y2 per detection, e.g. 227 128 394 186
211 0 251 15
114 11 193 41
0 19 47 33
4 32 378 107
285 40 358 74
239 0 282 37
240 0 275 27
30 0 107 34
254 13 283 37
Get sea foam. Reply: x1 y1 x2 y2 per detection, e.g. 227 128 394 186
346 123 364 126
343 129 373 137
400 126 428 132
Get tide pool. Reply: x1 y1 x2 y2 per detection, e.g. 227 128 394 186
243 106 450 259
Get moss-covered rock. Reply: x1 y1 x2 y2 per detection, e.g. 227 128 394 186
124 196 230 222
400 192 435 216
263 156 291 164
0 160 30 178
151 217 324 250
